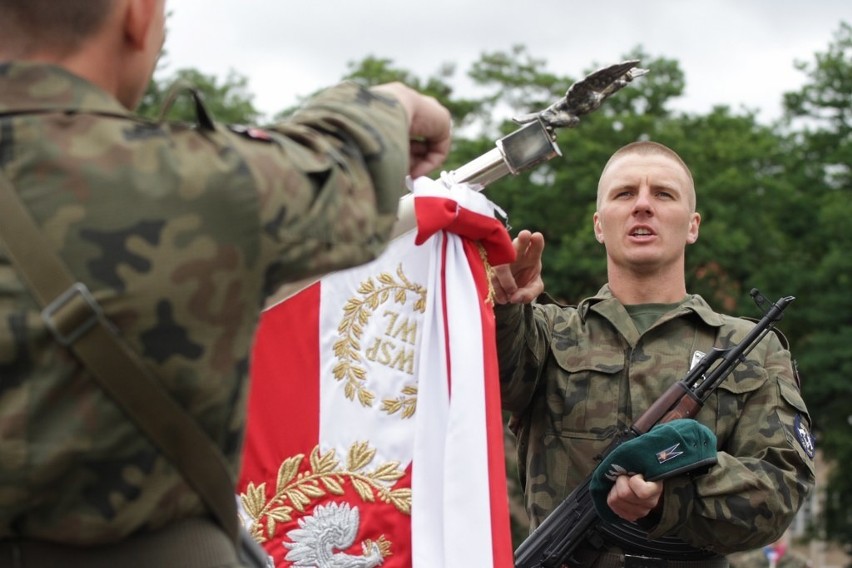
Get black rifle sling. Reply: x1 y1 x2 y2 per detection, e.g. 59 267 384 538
0 171 240 545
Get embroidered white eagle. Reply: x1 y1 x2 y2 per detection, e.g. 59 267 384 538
283 502 386 568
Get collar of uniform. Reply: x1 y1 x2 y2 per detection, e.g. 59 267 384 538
0 61 133 118
579 284 726 329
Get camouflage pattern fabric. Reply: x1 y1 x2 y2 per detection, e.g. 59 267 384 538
0 62 410 544
496 285 815 555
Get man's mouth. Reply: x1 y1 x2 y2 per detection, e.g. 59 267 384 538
631 228 654 236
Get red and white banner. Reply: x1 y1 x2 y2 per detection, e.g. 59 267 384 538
237 177 515 568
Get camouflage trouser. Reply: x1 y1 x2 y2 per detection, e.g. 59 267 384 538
0 518 245 568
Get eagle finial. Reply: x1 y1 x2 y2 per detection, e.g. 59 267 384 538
513 60 649 130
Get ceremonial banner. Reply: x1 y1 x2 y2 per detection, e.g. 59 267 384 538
237 178 515 568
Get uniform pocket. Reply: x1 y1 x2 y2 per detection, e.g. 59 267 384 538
778 379 808 414
711 363 767 439
550 343 625 436
549 343 625 493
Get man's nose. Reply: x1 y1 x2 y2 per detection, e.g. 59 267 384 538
632 187 653 214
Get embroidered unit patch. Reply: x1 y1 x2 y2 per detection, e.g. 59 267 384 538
794 414 816 459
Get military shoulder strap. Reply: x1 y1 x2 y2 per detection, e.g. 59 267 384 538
0 171 254 554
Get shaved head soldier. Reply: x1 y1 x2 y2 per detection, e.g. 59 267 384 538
493 141 815 567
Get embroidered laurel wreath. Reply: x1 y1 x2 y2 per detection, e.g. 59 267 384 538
241 442 411 542
332 264 426 419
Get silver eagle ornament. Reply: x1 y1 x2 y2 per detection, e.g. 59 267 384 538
513 60 649 130
283 502 387 568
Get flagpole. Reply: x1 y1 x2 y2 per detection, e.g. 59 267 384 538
395 58 649 234
266 60 648 307
389 115 561 237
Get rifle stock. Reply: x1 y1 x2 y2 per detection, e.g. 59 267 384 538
631 382 700 434
513 290 795 568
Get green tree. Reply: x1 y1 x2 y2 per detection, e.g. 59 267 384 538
138 68 262 124
342 55 483 135
780 21 852 550
664 108 796 314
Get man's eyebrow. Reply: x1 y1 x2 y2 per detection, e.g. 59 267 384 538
650 181 687 193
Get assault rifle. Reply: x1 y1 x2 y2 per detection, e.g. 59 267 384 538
513 289 795 568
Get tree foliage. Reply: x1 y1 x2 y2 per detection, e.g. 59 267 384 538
139 68 262 124
780 21 852 549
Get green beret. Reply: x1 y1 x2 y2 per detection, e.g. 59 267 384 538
590 419 718 523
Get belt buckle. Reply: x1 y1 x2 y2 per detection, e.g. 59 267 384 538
624 554 668 568
41 282 103 346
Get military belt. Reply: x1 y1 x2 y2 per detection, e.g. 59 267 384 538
593 551 728 568
0 517 242 568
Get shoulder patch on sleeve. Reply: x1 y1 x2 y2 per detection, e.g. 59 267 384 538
794 414 816 459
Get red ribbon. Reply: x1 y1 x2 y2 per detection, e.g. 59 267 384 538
413 196 516 266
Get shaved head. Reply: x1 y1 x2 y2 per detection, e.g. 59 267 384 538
597 141 696 212
0 0 115 56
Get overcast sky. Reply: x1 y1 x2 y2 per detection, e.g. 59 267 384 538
163 1 849 124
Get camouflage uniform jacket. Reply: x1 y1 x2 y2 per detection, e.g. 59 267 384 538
496 285 816 555
0 62 412 544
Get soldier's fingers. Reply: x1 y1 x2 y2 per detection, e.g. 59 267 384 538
513 230 533 257
525 231 545 260
608 476 654 522
509 276 544 304
408 139 450 178
406 98 451 177
515 232 544 273
370 82 452 178
627 474 663 503
492 264 518 305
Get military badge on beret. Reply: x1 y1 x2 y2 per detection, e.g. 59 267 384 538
656 443 684 464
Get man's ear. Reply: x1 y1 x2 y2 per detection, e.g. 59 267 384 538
686 212 701 244
123 0 156 50
593 212 604 243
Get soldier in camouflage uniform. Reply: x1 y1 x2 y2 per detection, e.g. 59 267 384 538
0 0 451 566
492 141 815 567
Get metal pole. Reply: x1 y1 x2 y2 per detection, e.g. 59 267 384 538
267 60 648 306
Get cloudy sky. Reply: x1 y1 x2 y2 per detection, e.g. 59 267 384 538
163 1 849 124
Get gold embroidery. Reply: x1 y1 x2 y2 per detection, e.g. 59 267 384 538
363 536 392 559
380 385 418 419
332 264 426 418
240 442 411 543
477 242 496 306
